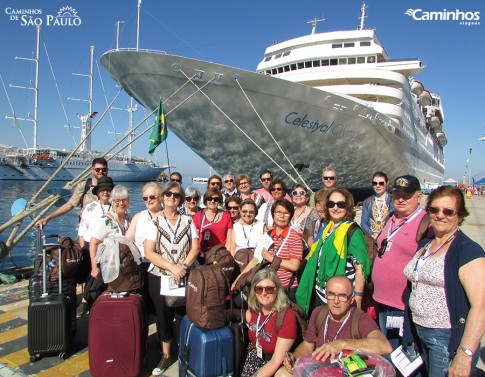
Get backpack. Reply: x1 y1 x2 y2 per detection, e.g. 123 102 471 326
107 243 144 293
347 223 377 270
186 264 231 329
79 177 93 209
234 248 255 273
314 305 364 340
45 237 83 281
233 257 282 295
205 244 236 283
275 301 308 350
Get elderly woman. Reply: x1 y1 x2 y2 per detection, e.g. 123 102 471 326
229 199 265 256
242 269 297 377
257 179 288 229
206 174 223 191
403 186 485 377
143 182 199 375
296 188 370 315
235 199 303 301
236 173 265 209
193 187 233 257
180 186 202 217
225 196 242 223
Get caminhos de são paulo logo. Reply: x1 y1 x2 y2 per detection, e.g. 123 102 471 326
5 5 82 27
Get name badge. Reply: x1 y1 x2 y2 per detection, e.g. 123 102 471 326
171 244 179 255
203 230 211 241
256 344 263 359
385 240 393 252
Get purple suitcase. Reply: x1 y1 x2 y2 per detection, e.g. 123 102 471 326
88 291 147 377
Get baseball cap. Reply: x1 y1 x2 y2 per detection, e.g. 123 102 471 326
391 175 421 194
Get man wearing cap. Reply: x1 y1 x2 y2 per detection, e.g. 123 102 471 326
371 175 427 352
35 157 109 228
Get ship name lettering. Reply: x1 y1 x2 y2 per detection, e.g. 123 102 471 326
332 124 364 139
284 112 332 134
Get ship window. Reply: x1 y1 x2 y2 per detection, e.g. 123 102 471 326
305 61 312 68
275 53 282 59
313 60 320 67
278 66 283 73
330 59 338 66
332 43 342 48
360 41 371 46
348 57 356 64
290 63 297 70
339 58 347 65
357 57 365 64
264 56 272 62
284 65 290 72
297 62 304 69
282 51 290 57
344 42 355 48
266 70 271 75
272 68 277 75
367 56 376 63
321 59 329 66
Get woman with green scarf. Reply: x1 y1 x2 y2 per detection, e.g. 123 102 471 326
296 188 370 315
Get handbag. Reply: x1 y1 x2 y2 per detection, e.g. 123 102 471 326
160 275 186 308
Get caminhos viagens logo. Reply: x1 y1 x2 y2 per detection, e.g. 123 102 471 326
404 8 480 26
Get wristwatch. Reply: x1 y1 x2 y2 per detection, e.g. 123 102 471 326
459 345 473 357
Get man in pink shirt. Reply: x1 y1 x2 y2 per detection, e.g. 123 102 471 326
372 175 426 352
253 169 291 203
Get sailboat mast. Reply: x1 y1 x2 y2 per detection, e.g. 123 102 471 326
33 25 40 153
136 0 141 50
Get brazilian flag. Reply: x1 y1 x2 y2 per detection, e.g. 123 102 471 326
148 99 167 155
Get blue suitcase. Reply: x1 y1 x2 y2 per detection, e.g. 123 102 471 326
179 315 233 377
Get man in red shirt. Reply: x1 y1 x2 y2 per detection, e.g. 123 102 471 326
277 276 392 376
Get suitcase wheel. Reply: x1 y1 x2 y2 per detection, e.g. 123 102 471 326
59 352 68 360
30 355 37 362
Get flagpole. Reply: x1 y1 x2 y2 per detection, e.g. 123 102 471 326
164 138 171 176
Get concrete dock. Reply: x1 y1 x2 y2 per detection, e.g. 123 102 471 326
0 195 484 376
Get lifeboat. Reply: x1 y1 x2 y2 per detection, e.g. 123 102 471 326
436 132 447 146
429 116 441 131
410 80 424 96
419 89 432 107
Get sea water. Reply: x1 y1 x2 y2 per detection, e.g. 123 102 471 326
0 178 207 271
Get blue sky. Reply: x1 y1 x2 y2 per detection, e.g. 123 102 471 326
1 0 484 182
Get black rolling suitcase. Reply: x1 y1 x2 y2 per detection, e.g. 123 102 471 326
28 229 71 362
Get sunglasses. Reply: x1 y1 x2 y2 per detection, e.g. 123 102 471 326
94 167 108 173
164 191 182 199
372 181 386 186
224 179 234 183
142 195 158 201
241 210 255 215
254 285 276 294
207 197 221 203
292 190 306 196
428 206 457 217
186 196 200 203
210 181 222 186
261 178 272 182
323 176 336 181
327 292 351 302
327 200 346 209
270 187 283 192
378 238 389 258
227 206 239 211
170 178 182 182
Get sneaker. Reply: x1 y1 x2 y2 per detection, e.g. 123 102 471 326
152 354 172 376
76 302 89 317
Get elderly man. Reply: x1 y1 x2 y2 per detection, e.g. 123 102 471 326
35 157 109 227
372 175 428 351
309 166 338 207
221 174 240 198
277 276 392 376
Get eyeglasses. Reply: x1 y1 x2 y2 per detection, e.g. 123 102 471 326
224 179 234 183
98 188 112 193
372 181 386 186
241 210 255 215
238 181 249 186
327 200 346 209
292 190 306 196
142 195 158 201
323 176 336 181
164 191 182 199
270 187 283 192
227 206 239 211
210 181 222 186
254 285 276 294
113 198 128 204
274 211 291 217
93 167 108 173
186 196 200 203
327 291 351 302
170 178 182 182
207 197 221 203
428 206 457 217
261 178 272 182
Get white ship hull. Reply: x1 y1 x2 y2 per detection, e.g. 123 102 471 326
100 50 444 189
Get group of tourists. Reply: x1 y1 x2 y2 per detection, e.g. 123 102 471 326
35 162 485 377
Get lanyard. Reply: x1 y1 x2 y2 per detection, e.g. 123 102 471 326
324 308 352 343
271 229 291 257
374 195 386 222
413 231 457 282
256 311 274 346
241 222 255 248
201 209 219 230
386 208 423 242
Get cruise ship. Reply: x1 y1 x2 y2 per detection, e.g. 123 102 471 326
100 4 446 189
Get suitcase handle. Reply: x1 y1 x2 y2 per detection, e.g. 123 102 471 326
41 243 63 295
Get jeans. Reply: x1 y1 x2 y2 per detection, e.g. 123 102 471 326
378 305 404 351
415 325 452 377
